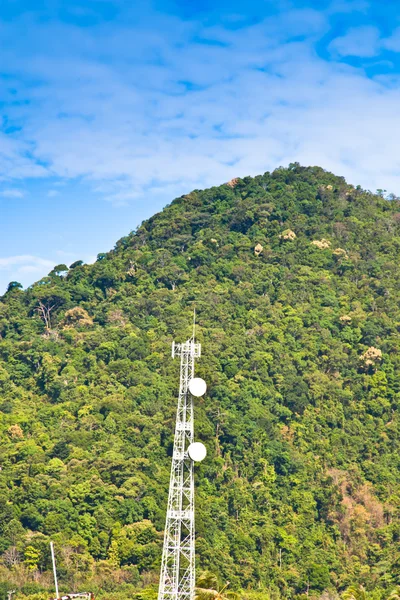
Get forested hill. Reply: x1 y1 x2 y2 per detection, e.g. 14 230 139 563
1 164 400 600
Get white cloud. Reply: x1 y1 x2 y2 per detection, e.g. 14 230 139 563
47 189 59 197
0 255 54 270
329 24 400 60
328 26 381 57
0 255 56 290
383 27 400 53
326 0 369 14
0 131 48 180
0 188 24 198
0 5 400 211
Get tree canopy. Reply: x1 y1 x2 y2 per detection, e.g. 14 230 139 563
1 164 400 600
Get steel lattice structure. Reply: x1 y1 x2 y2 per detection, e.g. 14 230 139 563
157 338 202 600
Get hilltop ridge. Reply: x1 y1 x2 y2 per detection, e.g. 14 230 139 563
1 164 400 599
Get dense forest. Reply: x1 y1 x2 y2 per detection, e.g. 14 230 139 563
1 164 400 600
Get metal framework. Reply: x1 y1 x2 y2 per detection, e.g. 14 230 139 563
158 338 202 600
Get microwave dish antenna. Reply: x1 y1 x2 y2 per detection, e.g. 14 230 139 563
189 377 207 397
188 442 207 462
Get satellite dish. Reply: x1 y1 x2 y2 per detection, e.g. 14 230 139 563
188 442 207 462
188 377 207 397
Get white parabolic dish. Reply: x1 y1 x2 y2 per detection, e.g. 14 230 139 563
187 442 207 462
188 377 207 397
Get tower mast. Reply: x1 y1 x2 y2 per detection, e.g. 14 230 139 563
158 326 206 600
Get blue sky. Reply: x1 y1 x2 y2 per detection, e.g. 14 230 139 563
1 0 400 293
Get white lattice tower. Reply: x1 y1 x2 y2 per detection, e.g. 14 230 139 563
158 338 202 600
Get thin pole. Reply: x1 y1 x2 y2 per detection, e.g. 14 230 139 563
50 542 59 599
192 307 196 341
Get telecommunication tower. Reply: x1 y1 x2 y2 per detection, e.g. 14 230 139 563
157 329 207 600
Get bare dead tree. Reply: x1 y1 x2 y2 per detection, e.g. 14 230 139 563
2 546 21 568
35 294 68 331
35 300 58 330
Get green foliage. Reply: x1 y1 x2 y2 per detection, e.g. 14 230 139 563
1 165 400 598
6 282 23 293
24 546 40 571
50 264 69 276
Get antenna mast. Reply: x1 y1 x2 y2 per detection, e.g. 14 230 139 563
158 331 207 600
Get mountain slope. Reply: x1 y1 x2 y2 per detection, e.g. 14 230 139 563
1 164 400 599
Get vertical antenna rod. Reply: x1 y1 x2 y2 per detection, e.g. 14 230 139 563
50 542 59 599
158 335 202 600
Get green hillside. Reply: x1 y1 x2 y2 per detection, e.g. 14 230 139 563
1 164 400 600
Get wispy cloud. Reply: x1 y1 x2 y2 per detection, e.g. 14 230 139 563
326 0 369 15
383 27 400 53
1 1 400 206
0 254 55 281
329 26 381 57
329 23 400 59
0 188 24 198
